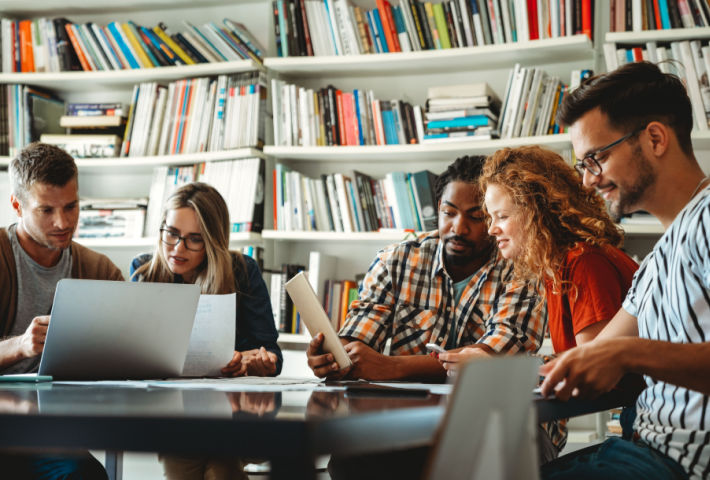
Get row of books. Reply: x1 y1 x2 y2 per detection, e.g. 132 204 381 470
122 72 267 157
75 198 147 239
274 164 438 232
422 82 500 143
0 84 64 156
609 0 710 32
273 0 594 58
497 64 573 139
0 17 263 73
269 252 361 334
604 39 710 130
271 80 423 146
145 157 265 238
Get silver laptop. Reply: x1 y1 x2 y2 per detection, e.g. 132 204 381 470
39 279 201 380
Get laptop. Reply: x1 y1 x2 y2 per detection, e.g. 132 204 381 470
38 279 201 380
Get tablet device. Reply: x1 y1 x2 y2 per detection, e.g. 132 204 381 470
284 272 353 370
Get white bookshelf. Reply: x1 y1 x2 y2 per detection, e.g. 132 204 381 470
266 35 594 76
606 27 710 44
74 231 261 248
0 60 261 93
262 229 421 242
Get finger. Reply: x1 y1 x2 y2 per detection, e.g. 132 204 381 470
539 362 567 398
307 333 325 355
35 316 50 326
307 353 334 370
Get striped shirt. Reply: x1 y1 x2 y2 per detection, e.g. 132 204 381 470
622 185 710 479
339 231 546 356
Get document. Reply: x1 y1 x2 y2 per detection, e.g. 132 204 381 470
182 293 236 377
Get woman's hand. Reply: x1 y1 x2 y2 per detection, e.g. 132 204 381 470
242 347 278 377
221 350 248 377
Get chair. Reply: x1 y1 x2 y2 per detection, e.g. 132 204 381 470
424 356 540 480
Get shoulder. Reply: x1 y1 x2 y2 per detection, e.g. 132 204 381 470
239 253 260 276
71 242 124 280
130 253 153 277
378 230 440 261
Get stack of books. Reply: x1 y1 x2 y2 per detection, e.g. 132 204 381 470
422 83 500 143
498 63 569 139
271 80 423 146
0 85 64 156
40 102 125 158
274 165 438 232
273 0 593 57
144 157 265 237
75 198 148 239
609 0 710 32
121 71 267 157
0 17 263 73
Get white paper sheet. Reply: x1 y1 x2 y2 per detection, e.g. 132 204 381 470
181 293 236 377
147 376 327 392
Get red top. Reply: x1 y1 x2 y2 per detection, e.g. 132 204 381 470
545 244 638 353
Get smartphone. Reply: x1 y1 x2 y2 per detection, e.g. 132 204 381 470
425 343 446 354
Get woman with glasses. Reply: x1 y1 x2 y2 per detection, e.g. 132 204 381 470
130 182 281 480
438 145 639 458
130 182 282 378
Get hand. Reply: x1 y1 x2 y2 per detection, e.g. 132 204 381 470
344 341 393 381
18 316 50 358
539 338 630 401
437 347 491 375
306 333 351 380
221 351 248 377
243 347 278 377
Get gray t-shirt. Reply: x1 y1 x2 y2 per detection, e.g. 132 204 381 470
3 224 72 374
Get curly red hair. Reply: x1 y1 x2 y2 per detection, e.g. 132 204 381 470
480 146 623 293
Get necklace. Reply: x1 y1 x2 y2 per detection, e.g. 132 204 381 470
690 175 710 201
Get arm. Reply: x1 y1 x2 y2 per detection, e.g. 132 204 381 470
234 256 283 376
0 316 49 370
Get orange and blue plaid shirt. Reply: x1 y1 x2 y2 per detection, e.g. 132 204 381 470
339 231 546 355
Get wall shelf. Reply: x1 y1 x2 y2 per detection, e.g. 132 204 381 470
266 35 594 77
606 27 710 44
262 229 423 242
74 231 261 248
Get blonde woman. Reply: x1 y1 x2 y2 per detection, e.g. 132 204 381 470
131 182 281 480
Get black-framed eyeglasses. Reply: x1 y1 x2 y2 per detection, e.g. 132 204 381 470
159 228 205 251
574 127 645 177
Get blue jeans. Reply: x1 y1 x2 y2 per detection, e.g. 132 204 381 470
0 452 107 480
541 436 689 480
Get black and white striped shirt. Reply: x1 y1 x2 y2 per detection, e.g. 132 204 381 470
622 184 710 479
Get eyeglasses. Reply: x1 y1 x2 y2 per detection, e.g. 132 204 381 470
574 127 644 177
160 228 205 251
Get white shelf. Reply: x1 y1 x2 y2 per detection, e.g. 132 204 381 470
0 0 247 15
277 333 311 344
0 148 264 172
74 232 262 248
0 60 261 93
606 27 710 44
264 134 572 161
262 229 423 242
265 35 594 77
620 223 665 235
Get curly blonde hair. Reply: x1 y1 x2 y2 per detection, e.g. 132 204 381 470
479 146 623 293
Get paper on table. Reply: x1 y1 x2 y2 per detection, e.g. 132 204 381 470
182 293 236 377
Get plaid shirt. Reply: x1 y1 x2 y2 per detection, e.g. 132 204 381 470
339 232 546 356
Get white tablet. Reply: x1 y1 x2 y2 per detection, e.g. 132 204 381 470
284 272 353 370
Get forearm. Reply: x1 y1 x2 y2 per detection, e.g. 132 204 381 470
620 338 710 395
0 337 26 370
356 355 446 382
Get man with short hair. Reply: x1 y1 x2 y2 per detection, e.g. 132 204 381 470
540 61 710 479
1 142 123 479
307 155 545 382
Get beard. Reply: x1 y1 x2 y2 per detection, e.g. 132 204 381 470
608 144 656 221
443 235 487 267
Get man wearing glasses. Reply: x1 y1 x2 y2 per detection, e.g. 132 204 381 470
0 142 122 479
540 61 710 479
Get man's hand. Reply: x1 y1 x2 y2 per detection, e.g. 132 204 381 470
243 347 278 377
437 346 491 374
221 350 248 377
306 333 351 379
539 337 630 400
344 341 395 381
18 316 50 358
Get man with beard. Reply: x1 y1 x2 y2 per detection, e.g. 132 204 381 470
306 155 545 382
1 142 122 479
539 61 710 479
